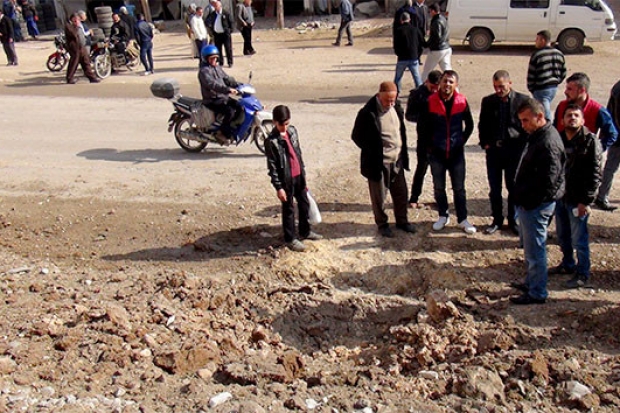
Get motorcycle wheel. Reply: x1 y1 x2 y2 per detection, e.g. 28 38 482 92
253 120 273 155
94 54 112 79
46 52 67 72
174 118 208 153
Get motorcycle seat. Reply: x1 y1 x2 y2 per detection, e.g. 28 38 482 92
178 96 202 107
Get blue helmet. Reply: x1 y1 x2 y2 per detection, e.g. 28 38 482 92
201 45 219 61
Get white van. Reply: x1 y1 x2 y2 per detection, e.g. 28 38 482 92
447 0 617 53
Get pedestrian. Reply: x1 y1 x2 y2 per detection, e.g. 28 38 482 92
551 104 603 288
135 13 154 75
420 3 451 82
351 81 417 238
413 0 429 37
19 0 37 40
510 98 565 305
478 70 529 235
393 12 423 93
191 6 209 63
332 0 354 47
596 80 620 212
2 0 21 41
206 0 234 68
119 6 136 40
0 8 17 65
405 69 441 208
236 0 255 55
418 70 476 234
527 29 566 121
76 10 92 54
393 0 416 36
64 12 99 84
185 4 198 58
265 105 323 252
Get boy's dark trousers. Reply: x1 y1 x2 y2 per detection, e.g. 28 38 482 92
282 175 310 242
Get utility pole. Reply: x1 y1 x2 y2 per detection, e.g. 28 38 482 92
276 0 284 29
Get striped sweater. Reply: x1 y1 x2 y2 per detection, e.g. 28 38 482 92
527 46 567 92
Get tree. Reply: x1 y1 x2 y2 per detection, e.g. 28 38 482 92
276 0 284 29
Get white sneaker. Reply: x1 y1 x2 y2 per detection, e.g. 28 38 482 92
142 71 152 76
433 216 450 231
458 219 477 234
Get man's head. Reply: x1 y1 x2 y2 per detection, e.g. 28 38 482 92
400 12 411 24
429 3 440 15
196 6 203 16
416 0 424 4
563 103 585 133
535 30 551 49
77 10 87 22
273 105 291 133
120 6 128 15
492 70 513 99
112 13 120 23
517 98 547 134
564 72 590 104
243 0 251 5
214 1 222 12
377 81 398 110
439 70 459 100
136 13 145 21
425 69 442 93
70 13 80 26
201 44 220 65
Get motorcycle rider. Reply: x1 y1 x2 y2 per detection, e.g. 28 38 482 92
110 13 129 58
198 44 239 144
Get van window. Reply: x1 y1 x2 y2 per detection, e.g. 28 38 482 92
510 0 550 8
560 0 603 11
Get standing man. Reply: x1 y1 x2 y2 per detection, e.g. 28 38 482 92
351 81 416 238
596 80 620 211
478 70 529 235
420 4 451 82
413 0 429 36
510 98 565 305
527 30 566 121
135 13 154 75
64 12 99 84
0 9 17 65
393 12 423 93
405 69 441 208
77 10 92 54
191 6 209 62
2 0 21 42
418 70 476 234
552 104 602 288
393 0 416 36
332 0 354 47
236 0 255 55
207 1 234 68
119 7 136 40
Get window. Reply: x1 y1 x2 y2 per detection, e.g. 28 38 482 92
561 0 603 10
510 0 551 8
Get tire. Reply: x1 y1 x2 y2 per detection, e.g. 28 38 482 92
253 120 273 154
94 53 112 78
46 52 67 72
468 28 493 52
94 6 112 14
557 29 584 54
174 118 208 152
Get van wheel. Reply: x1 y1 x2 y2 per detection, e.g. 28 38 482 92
557 29 584 54
469 28 493 52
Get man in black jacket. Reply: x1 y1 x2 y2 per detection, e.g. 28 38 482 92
478 70 529 235
206 0 234 67
393 12 423 93
552 104 602 288
0 9 17 65
510 98 565 305
420 3 451 81
352 81 416 238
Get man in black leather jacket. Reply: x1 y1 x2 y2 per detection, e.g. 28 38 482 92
420 3 451 81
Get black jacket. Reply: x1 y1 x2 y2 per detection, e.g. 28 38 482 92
265 126 306 192
135 19 153 46
393 21 423 62
206 9 233 35
351 97 409 181
478 90 529 149
426 13 449 51
0 14 14 44
561 127 603 206
512 123 566 210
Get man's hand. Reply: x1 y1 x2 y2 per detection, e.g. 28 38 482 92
277 189 287 202
229 88 238 95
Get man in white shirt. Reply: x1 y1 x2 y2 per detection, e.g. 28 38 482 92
191 6 209 60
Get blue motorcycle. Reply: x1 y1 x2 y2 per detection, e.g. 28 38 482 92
151 76 273 153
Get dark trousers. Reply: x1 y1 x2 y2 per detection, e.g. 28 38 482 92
194 38 206 59
139 41 153 72
240 25 254 54
12 18 22 41
2 41 17 64
67 46 97 82
368 164 409 228
213 32 233 66
335 18 353 45
205 98 238 138
486 145 519 226
282 175 310 242
409 143 428 204
429 151 468 222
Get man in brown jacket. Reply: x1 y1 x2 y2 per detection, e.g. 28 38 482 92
65 12 99 84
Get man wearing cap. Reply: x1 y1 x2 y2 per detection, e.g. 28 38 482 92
352 81 417 238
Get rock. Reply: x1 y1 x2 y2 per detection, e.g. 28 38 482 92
557 380 600 409
306 398 320 409
106 305 132 331
153 344 221 375
355 1 381 17
426 290 460 323
419 370 439 380
455 366 505 403
477 330 515 353
251 326 269 342
0 356 17 374
284 396 306 409
279 350 304 382
209 391 233 408
237 400 266 413
530 351 549 386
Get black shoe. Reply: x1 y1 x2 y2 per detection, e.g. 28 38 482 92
595 199 617 211
346 42 354 46
332 42 340 46
548 265 575 275
509 281 528 293
565 274 589 289
67 78 77 84
484 224 500 235
90 78 101 83
228 63 233 68
379 225 394 238
396 223 417 233
510 293 546 305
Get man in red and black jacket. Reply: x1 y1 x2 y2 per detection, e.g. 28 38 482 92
418 70 475 234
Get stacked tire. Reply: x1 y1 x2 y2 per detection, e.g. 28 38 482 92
95 6 113 37
39 2 56 31
91 27 105 43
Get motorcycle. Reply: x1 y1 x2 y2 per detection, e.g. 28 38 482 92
46 33 70 72
150 75 273 154
91 39 140 79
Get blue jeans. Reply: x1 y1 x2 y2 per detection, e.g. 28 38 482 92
555 199 591 277
597 144 620 203
532 87 557 121
429 152 468 222
140 41 153 72
517 202 555 300
394 59 422 93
